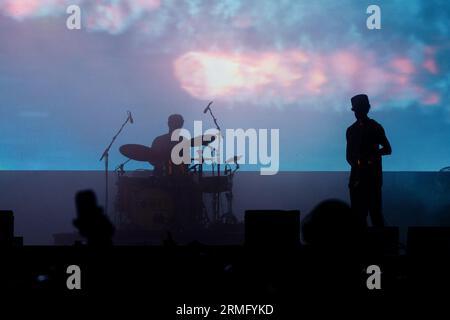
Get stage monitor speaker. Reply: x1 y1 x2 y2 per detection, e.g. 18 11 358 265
245 210 300 247
0 210 14 246
365 227 399 255
407 227 450 256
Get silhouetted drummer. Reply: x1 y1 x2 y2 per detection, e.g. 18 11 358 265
151 114 186 176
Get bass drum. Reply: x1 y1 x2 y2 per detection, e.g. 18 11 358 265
116 176 175 230
128 187 175 230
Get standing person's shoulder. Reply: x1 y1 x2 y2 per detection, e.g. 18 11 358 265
369 118 380 125
347 121 358 133
369 119 386 133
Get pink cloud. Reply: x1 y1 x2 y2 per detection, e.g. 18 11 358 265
87 4 127 34
86 0 161 33
391 58 415 75
174 48 441 109
2 0 42 19
0 0 161 33
422 93 440 105
306 69 327 93
422 46 439 74
423 59 438 74
132 0 161 11
331 51 362 77
0 0 70 20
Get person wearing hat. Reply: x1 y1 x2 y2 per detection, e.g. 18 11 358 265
346 94 392 227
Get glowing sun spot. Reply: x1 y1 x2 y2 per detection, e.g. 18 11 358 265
174 51 305 100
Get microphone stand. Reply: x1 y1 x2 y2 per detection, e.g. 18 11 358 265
115 158 131 176
99 113 132 222
205 106 222 223
205 107 221 175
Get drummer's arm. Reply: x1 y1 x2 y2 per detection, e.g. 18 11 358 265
150 137 157 149
150 138 160 168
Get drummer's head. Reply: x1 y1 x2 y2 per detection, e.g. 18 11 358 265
168 114 184 132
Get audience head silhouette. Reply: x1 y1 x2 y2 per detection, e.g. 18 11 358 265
351 94 370 121
73 190 115 246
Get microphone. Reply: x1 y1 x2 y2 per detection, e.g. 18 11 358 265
203 101 213 114
127 111 134 124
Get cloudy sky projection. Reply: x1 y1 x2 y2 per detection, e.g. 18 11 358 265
0 0 449 171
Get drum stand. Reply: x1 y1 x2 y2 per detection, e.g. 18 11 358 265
221 163 239 224
197 154 239 225
204 106 224 224
189 149 211 227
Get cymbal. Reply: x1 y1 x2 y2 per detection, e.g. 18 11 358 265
119 144 162 164
190 134 216 147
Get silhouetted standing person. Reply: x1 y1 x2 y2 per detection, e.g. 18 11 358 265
346 94 392 227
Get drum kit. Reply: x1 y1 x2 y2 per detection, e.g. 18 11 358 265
114 135 241 232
